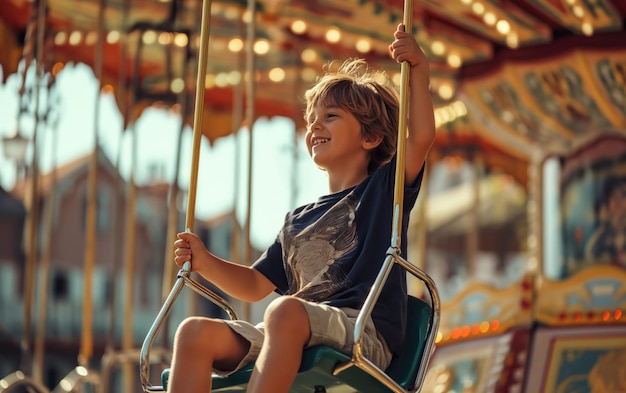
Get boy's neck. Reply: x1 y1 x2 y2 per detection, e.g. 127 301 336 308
327 169 369 194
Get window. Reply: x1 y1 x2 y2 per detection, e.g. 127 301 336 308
82 185 111 233
52 271 69 300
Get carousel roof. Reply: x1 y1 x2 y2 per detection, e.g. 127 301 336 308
0 0 625 185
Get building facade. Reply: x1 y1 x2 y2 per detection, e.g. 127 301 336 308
0 148 247 390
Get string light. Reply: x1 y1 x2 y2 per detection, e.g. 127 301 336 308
300 48 317 63
215 72 229 87
227 71 241 85
434 100 467 128
290 19 307 34
471 2 485 15
174 33 188 47
430 40 446 56
54 31 67 46
141 30 157 45
483 12 497 26
446 53 462 68
170 77 185 93
301 67 317 82
355 38 371 53
69 31 82 46
158 32 172 45
228 38 244 53
85 31 97 46
325 28 341 43
506 32 519 48
253 39 270 55
581 21 594 36
268 67 285 82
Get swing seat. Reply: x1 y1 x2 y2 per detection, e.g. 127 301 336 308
160 295 432 392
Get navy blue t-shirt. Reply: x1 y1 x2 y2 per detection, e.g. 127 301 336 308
253 156 423 356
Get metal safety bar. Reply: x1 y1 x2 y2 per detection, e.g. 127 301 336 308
0 372 50 393
333 247 440 393
140 264 238 392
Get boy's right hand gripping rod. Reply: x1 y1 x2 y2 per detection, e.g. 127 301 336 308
139 1 237 391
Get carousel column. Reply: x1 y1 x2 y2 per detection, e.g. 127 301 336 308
121 73 140 393
407 156 430 297
289 54 305 211
104 0 129 358
121 125 138 393
467 148 482 279
32 49 60 385
160 8 195 349
160 92 186 346
242 0 257 322
99 5 131 393
120 5 145 393
229 14 245 277
0 1 50 391
527 152 543 290
541 155 561 279
21 0 47 378
62 2 108 392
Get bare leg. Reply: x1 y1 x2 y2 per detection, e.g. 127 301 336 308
247 296 311 393
168 317 250 393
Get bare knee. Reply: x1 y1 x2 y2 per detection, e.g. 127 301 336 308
264 297 310 345
174 317 250 368
174 317 215 353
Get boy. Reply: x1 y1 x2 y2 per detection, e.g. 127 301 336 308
169 23 436 393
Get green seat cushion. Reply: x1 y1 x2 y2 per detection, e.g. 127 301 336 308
162 296 432 392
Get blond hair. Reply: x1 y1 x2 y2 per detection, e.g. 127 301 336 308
304 59 400 174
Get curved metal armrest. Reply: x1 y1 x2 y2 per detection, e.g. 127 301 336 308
334 247 440 393
0 371 50 393
139 265 238 392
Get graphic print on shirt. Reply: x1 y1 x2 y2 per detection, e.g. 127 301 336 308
281 195 359 302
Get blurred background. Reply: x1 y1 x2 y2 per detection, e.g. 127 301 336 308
0 1 625 392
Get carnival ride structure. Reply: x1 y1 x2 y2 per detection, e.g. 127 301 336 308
0 0 625 392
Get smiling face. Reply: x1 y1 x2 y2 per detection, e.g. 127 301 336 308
305 104 368 172
303 60 400 175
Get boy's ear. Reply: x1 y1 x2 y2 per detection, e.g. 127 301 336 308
362 134 384 150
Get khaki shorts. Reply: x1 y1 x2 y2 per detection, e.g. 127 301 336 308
216 298 392 376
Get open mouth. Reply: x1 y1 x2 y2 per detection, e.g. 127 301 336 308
311 137 330 147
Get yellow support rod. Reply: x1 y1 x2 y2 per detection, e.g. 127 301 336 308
21 0 48 376
242 0 256 322
390 0 413 250
184 0 214 236
78 0 106 368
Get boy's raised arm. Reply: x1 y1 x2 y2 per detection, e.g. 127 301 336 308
389 23 437 185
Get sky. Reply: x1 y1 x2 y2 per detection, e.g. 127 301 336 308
0 62 329 249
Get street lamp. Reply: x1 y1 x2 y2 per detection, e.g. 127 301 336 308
2 129 30 182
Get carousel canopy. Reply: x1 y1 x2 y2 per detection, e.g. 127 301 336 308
0 0 625 185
